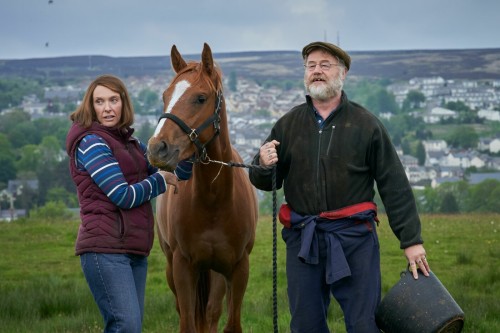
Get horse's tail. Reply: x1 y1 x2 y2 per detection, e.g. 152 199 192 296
195 270 210 332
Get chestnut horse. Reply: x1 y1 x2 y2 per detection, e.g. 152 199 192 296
147 43 258 333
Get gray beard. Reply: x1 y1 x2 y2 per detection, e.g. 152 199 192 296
305 75 344 101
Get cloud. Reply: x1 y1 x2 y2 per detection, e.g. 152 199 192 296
1 0 499 59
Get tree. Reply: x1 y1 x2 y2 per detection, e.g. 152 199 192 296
8 122 41 148
416 141 426 166
0 155 16 186
414 187 440 213
446 126 478 149
439 181 469 210
345 80 400 116
0 109 31 134
439 192 459 213
136 122 154 145
62 102 77 114
46 186 78 207
137 89 160 113
33 117 71 148
365 88 399 115
445 100 478 124
15 144 41 173
402 90 426 111
0 134 16 184
0 78 43 110
28 201 73 220
35 137 70 205
445 100 470 112
383 114 415 146
466 179 500 212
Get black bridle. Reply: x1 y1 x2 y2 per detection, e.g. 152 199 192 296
157 91 223 163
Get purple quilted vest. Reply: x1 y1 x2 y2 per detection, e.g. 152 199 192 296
66 122 155 256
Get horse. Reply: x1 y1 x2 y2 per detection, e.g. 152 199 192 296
147 43 258 333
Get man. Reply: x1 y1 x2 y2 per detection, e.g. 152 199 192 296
249 41 430 333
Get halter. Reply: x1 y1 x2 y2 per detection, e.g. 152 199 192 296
157 91 222 163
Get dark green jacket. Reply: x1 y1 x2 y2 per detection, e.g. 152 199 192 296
249 93 423 249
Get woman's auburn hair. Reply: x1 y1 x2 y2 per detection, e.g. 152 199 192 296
70 74 135 129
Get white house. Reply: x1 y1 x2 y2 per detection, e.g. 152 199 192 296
478 110 500 121
423 140 448 152
478 137 500 154
423 107 458 124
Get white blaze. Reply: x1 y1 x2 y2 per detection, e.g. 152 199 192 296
152 80 191 138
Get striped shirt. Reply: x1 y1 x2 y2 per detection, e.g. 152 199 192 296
76 134 191 209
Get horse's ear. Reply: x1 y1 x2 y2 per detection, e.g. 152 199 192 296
201 43 215 77
171 45 187 73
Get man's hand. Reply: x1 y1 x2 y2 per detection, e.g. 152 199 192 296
259 140 280 166
405 244 430 279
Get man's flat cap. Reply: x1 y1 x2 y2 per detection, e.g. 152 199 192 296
302 41 351 70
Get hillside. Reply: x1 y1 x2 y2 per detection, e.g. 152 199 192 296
1 48 500 82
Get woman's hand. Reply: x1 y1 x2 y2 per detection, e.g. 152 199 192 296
159 171 179 193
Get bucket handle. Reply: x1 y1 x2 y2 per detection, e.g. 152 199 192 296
401 264 418 278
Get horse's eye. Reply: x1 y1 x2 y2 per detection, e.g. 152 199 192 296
196 95 207 104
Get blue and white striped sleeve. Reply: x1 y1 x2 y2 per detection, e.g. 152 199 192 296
76 134 167 209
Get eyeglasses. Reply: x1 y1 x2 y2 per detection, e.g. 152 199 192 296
304 62 341 71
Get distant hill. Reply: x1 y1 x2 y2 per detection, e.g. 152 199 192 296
1 48 500 82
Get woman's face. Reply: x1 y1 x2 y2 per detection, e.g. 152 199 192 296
93 85 122 127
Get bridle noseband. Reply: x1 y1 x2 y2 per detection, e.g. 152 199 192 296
157 91 222 163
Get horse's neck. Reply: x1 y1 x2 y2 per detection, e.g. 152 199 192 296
193 134 234 196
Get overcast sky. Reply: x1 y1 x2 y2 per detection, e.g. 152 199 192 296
1 0 499 60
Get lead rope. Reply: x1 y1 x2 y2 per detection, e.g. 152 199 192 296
271 164 278 333
215 160 278 333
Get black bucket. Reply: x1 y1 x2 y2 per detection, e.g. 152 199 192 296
375 269 464 333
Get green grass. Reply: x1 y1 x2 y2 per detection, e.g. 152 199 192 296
0 214 499 332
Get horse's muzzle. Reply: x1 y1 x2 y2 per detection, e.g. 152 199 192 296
147 140 179 172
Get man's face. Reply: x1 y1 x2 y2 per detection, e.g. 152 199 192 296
303 49 347 101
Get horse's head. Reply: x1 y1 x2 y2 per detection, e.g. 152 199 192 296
147 43 224 171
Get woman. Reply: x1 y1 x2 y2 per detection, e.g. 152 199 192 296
66 74 191 332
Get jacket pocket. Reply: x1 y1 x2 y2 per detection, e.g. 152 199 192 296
116 211 125 238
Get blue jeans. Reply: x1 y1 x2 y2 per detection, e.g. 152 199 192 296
80 253 148 333
283 221 381 333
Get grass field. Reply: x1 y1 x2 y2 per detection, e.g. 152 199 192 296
0 213 498 332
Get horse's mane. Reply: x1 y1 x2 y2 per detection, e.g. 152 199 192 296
172 61 223 93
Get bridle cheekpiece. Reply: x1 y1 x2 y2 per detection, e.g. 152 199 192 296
157 91 222 163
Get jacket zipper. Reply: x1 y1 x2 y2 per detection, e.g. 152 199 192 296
317 125 336 211
316 129 323 210
326 125 336 154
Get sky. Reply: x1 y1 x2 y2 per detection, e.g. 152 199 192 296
1 0 499 60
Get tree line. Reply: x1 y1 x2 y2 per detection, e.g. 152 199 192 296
1 76 499 216
258 179 500 216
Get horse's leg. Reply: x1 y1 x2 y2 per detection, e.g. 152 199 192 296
207 271 226 333
172 250 198 333
163 244 180 314
223 253 251 333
